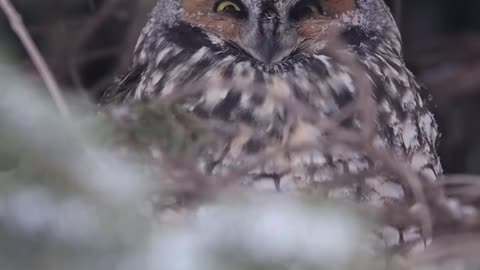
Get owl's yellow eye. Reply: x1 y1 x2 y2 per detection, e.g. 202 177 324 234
215 0 242 13
213 0 247 19
214 0 248 18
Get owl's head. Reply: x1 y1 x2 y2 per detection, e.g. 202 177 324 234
138 0 400 66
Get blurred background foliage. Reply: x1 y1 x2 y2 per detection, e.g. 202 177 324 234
3 0 480 175
0 59 377 270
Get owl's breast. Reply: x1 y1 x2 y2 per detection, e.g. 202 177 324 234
121 43 441 205
142 53 407 206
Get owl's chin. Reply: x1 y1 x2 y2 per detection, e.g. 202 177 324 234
237 51 303 73
245 47 296 66
224 41 300 68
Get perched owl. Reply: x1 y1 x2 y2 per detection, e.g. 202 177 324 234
101 0 442 241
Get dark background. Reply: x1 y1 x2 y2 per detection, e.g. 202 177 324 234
1 0 480 175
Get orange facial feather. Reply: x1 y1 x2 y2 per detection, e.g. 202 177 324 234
183 0 242 40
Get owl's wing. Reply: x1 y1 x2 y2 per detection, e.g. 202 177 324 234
99 64 146 104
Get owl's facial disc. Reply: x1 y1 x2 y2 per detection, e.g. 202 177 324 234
183 0 356 64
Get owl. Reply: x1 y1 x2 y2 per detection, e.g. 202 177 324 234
101 0 442 244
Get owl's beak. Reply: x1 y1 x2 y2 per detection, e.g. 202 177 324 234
244 11 294 64
254 31 285 64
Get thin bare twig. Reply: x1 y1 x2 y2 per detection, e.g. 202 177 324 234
0 0 71 118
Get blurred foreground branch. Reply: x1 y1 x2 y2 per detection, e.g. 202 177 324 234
0 0 70 118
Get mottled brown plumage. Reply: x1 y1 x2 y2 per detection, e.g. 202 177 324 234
101 0 443 247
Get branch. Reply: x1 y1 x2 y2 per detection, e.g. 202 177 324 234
0 0 71 118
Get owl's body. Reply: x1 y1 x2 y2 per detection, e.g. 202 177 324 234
102 0 441 217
